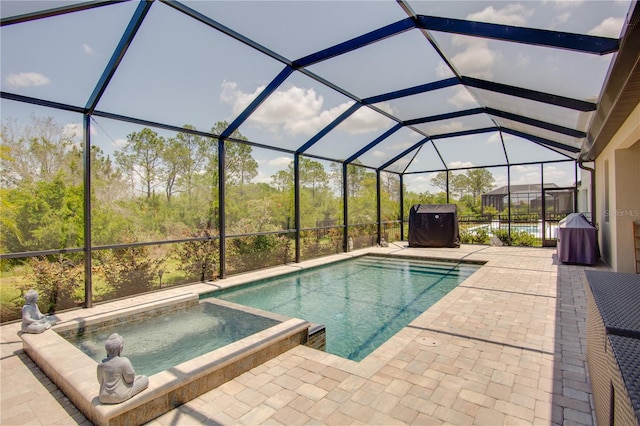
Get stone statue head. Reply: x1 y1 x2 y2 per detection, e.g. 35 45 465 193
25 289 39 304
105 333 124 357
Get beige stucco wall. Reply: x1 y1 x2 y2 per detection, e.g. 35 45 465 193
595 101 640 272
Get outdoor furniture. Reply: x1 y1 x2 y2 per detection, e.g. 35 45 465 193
585 270 640 426
557 213 598 265
634 221 640 273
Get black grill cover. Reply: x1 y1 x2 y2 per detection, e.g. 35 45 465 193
408 204 460 248
557 213 598 265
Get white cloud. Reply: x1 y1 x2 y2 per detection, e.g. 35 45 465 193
448 160 474 168
447 37 497 80
433 59 455 79
487 133 502 144
268 156 293 167
436 62 452 78
220 81 263 117
541 165 573 185
404 173 440 193
547 0 584 10
82 43 97 55
258 86 323 123
448 87 477 108
466 4 533 26
253 169 271 184
510 164 540 184
390 138 418 152
339 106 390 135
551 11 572 28
114 138 128 148
5 72 50 88
429 121 464 135
284 102 352 136
494 175 508 188
588 17 625 38
511 165 538 173
220 81 366 137
62 123 82 140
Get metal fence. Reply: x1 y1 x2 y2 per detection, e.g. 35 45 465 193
457 212 590 246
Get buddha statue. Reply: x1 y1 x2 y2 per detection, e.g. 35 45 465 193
97 333 149 404
21 290 56 334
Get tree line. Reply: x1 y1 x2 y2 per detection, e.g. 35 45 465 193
2 116 402 255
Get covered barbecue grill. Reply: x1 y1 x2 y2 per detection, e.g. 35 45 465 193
557 213 598 265
408 204 460 248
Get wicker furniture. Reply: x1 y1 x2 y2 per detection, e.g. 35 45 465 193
634 222 639 274
585 270 640 426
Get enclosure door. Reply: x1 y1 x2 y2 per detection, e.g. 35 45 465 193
542 188 577 247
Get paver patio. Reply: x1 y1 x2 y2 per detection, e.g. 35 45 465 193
1 244 607 425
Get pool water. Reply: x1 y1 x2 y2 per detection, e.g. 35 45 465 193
66 302 280 376
213 256 480 361
472 222 558 238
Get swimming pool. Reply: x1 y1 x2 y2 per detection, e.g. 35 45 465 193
212 255 480 361
66 300 281 376
469 222 558 239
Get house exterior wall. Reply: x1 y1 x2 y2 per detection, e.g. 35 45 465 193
595 102 640 272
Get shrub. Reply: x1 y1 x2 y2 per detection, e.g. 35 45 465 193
491 229 537 246
492 229 512 246
511 230 536 247
98 245 165 298
26 254 83 313
174 228 219 282
226 233 293 273
460 228 490 244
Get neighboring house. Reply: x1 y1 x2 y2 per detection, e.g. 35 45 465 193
481 183 574 215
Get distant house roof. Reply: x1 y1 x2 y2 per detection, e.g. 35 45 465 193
484 183 559 196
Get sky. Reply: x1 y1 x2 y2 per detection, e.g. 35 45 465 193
1 0 632 193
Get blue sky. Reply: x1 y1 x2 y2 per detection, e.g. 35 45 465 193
1 0 632 192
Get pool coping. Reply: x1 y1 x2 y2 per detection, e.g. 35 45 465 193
20 293 310 426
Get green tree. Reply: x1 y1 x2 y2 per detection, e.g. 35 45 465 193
269 158 339 229
465 168 495 205
161 136 184 202
430 171 452 193
300 157 329 199
1 116 85 254
348 166 377 224
271 169 291 191
89 146 132 245
225 142 258 185
171 126 213 200
1 115 79 187
115 128 166 199
430 169 495 205
2 176 83 253
380 172 400 222
347 163 366 197
450 174 469 199
209 121 257 186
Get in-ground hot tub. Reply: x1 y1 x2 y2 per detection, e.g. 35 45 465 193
20 293 309 426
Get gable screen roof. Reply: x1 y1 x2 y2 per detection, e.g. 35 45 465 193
1 0 636 173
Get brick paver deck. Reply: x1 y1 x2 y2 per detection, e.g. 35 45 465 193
1 244 607 425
